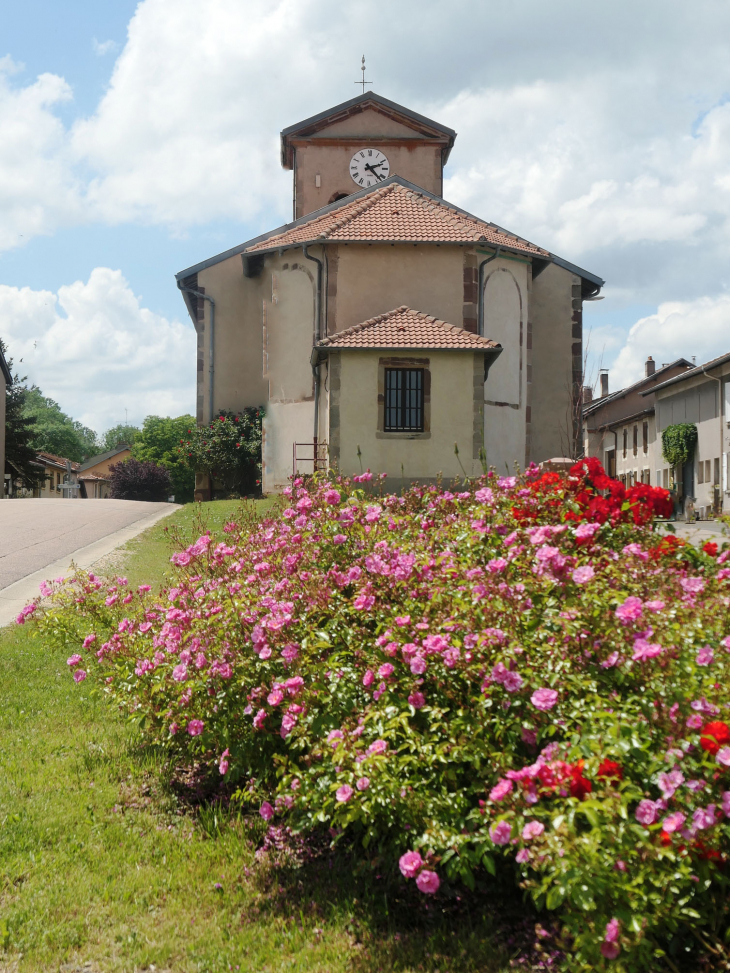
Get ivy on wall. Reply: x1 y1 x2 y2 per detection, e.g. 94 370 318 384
661 422 698 467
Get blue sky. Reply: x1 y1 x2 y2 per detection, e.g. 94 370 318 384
1 0 730 433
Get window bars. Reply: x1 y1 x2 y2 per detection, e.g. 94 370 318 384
384 368 424 432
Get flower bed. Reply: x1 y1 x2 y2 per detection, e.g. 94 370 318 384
25 460 730 968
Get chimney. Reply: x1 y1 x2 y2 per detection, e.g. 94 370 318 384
600 370 609 398
645 356 655 377
582 386 593 404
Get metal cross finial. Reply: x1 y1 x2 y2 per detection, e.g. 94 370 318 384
355 55 372 94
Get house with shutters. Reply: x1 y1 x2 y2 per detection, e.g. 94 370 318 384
582 356 692 486
175 92 604 496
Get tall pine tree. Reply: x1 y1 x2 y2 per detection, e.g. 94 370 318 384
1 339 45 489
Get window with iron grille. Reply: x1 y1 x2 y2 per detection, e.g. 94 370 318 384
384 368 424 432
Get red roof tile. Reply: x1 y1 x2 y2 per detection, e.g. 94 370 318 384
317 306 501 350
36 451 81 471
245 182 547 256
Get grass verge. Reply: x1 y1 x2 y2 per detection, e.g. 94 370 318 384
0 500 516 973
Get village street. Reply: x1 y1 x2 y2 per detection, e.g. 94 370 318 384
0 499 179 626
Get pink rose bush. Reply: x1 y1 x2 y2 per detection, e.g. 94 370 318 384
26 464 730 969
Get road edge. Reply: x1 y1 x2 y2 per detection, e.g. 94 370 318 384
0 504 180 628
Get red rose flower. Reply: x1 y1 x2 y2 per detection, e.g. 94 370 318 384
597 759 623 781
702 541 718 557
700 721 730 755
569 761 593 800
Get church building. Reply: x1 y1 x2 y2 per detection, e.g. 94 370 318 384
175 92 603 496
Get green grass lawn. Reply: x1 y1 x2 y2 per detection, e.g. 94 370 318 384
0 501 513 973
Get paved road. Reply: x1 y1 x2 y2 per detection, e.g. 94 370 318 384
0 499 177 589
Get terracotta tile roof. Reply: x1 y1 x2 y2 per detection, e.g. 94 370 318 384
78 473 109 481
36 451 81 471
245 180 548 256
317 306 501 350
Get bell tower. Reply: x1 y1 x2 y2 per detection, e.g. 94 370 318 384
280 92 457 219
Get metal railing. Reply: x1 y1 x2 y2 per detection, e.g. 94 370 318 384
292 441 328 476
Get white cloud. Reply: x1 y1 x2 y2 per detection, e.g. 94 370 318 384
0 268 195 432
0 56 81 252
607 295 730 391
92 39 118 57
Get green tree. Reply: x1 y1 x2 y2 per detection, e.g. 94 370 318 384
1 340 45 489
23 388 100 462
131 415 196 503
178 409 263 497
102 424 142 452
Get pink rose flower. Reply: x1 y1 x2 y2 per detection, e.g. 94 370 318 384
336 784 354 803
717 747 730 767
362 670 375 688
615 596 643 623
489 821 512 845
82 634 96 648
356 777 370 791
66 654 83 667
572 566 595 584
187 719 204 736
635 800 659 825
681 577 705 595
367 740 387 756
696 645 714 666
399 850 423 878
600 943 620 960
408 691 425 709
521 820 545 840
661 811 686 833
530 688 558 711
219 748 230 775
416 869 440 894
410 656 427 675
73 669 87 683
378 663 394 679
259 801 274 821
489 779 513 802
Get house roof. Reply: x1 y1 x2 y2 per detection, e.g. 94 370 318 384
78 444 131 472
585 406 656 431
316 306 501 351
244 178 549 256
583 358 694 418
175 176 604 287
36 451 81 471
280 92 457 168
0 344 10 385
640 350 730 395
78 473 110 482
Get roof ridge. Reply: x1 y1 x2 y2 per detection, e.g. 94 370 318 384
318 185 394 239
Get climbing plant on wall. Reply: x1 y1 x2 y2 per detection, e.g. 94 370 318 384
661 422 697 467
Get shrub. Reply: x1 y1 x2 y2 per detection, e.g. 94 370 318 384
662 423 698 468
26 461 730 969
177 409 263 497
108 457 173 501
131 414 196 503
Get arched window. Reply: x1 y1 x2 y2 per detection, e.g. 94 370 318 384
328 191 350 204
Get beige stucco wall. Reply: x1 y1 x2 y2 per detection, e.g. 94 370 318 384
331 350 480 482
197 253 270 423
482 258 529 474
329 244 465 335
529 263 579 463
655 367 730 513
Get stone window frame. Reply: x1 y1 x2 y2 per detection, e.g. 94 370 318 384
376 356 431 440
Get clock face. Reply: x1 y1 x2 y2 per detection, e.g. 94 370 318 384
350 148 390 188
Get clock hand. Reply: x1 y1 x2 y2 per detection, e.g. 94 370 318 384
364 162 386 180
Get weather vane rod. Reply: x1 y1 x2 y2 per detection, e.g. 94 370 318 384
355 55 372 94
